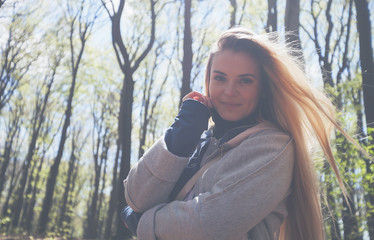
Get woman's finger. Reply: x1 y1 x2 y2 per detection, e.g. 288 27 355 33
183 91 204 103
183 91 213 109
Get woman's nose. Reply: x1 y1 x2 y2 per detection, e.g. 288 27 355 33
224 82 238 96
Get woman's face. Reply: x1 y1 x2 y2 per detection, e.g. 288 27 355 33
209 50 261 121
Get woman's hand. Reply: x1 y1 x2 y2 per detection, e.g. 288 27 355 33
164 91 212 157
183 91 213 109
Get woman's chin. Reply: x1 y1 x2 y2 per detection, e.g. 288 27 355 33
219 114 243 122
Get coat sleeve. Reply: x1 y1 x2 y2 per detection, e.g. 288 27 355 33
136 131 295 240
125 100 210 212
124 137 189 213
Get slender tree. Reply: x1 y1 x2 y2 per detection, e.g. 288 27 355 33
0 101 23 232
340 139 362 239
334 1 362 238
306 0 334 88
104 138 120 239
102 93 120 239
284 0 304 64
59 137 78 235
10 41 61 230
229 0 237 27
266 0 277 32
354 0 374 238
101 0 157 238
59 125 86 236
227 0 247 27
0 104 22 197
354 0 374 127
97 130 111 237
138 44 168 159
37 0 98 235
84 101 110 238
24 114 57 233
179 0 192 107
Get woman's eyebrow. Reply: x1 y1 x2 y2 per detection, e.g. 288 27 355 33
213 70 226 75
213 70 257 78
238 73 256 78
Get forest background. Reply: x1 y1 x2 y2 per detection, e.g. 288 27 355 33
0 0 373 239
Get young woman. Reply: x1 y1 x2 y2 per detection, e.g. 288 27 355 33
122 27 352 240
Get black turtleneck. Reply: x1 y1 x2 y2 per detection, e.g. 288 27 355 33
211 109 258 139
164 100 259 157
169 107 259 201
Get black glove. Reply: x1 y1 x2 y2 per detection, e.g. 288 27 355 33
164 99 210 157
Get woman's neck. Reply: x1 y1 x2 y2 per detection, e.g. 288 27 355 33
211 109 258 139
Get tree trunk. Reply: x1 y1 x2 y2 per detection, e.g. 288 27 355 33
309 1 343 237
11 98 46 228
115 73 134 239
323 164 341 240
354 0 374 238
338 133 362 240
1 154 20 232
25 152 46 233
266 0 277 32
138 50 167 159
104 140 120 239
85 165 101 238
0 109 21 197
11 141 34 228
229 0 237 28
332 2 362 238
285 0 304 64
37 4 91 233
102 0 156 237
0 140 13 197
20 159 37 228
309 0 335 89
37 75 75 235
354 0 374 126
179 0 192 107
139 79 151 159
98 135 110 237
18 61 57 230
58 139 77 233
103 4 125 236
84 124 108 238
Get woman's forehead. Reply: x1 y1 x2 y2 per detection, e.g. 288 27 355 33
210 50 260 75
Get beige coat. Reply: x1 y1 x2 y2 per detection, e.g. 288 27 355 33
124 122 295 240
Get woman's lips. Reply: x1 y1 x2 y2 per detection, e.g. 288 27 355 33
220 101 241 107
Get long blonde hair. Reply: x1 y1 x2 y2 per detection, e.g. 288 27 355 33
205 27 352 240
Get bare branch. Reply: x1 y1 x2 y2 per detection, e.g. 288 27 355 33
0 5 39 113
336 0 354 84
133 0 156 71
237 0 247 25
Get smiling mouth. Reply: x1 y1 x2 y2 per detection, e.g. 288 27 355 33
221 102 241 107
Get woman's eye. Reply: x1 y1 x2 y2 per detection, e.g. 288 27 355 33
214 75 225 81
241 78 253 84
